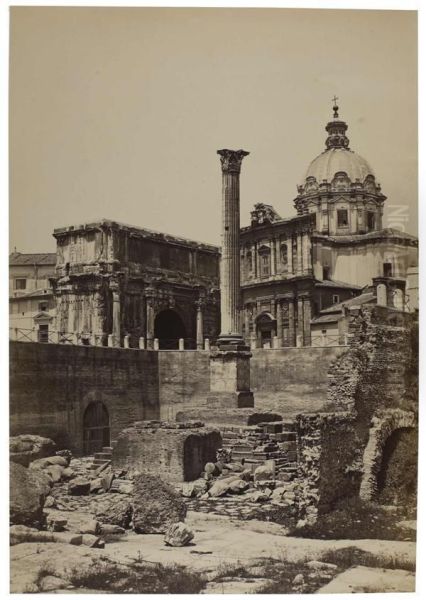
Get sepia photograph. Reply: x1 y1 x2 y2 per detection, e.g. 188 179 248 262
6 1 421 595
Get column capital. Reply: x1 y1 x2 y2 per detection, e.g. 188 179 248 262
217 149 250 174
195 298 205 310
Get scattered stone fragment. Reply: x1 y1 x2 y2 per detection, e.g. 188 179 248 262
228 479 250 494
10 435 56 467
44 496 57 508
164 522 194 547
254 464 275 483
55 449 72 465
79 520 101 535
99 524 125 535
132 474 186 534
68 477 91 496
204 462 217 476
89 478 104 493
47 514 68 532
62 467 75 480
10 462 51 527
306 560 338 572
81 534 105 548
95 497 132 528
39 576 69 592
45 465 64 483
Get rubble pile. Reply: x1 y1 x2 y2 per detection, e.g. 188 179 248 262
219 420 298 477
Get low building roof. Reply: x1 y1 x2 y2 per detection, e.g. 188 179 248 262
9 288 53 301
9 252 56 266
315 278 362 290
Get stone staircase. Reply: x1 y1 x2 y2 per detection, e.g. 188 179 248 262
90 445 114 470
220 420 298 480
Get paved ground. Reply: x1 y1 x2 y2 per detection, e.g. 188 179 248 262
10 511 416 593
317 565 415 593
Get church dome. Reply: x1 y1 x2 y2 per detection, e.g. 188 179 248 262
304 147 374 184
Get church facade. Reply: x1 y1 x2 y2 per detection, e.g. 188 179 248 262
240 102 417 347
48 103 417 349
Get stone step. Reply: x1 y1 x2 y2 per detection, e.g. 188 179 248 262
102 446 113 453
94 451 112 460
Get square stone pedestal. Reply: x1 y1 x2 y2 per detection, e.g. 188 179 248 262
206 347 254 409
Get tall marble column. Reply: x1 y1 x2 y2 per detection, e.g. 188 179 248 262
287 239 293 274
296 233 303 275
207 149 253 409
276 300 283 346
271 240 277 276
145 289 155 350
195 299 204 350
110 281 121 348
217 148 249 345
302 295 312 346
244 306 250 343
297 296 304 347
287 297 296 347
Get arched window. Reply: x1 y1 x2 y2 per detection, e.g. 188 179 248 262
258 246 271 277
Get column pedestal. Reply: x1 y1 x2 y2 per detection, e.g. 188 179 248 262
207 348 254 408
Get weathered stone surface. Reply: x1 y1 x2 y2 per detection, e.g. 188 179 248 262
10 462 51 527
182 479 208 498
113 423 221 484
39 575 69 592
44 496 56 508
62 467 75 480
164 522 194 547
10 435 56 467
68 477 91 496
81 534 105 548
317 566 415 593
208 475 242 497
306 560 338 572
45 464 64 483
99 524 125 535
79 520 101 535
132 474 187 534
47 514 68 532
254 464 275 483
55 449 72 465
89 478 104 493
228 479 250 494
95 497 133 529
204 462 217 475
9 525 82 546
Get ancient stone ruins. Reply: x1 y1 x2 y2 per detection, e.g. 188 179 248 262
9 147 418 594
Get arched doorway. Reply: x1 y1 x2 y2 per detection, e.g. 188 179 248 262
256 312 276 348
83 402 110 455
154 309 186 349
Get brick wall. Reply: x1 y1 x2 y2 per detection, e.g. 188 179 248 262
112 421 222 483
158 351 211 420
10 342 160 454
250 347 347 415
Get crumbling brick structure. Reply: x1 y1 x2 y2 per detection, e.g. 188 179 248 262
294 305 418 521
112 421 222 484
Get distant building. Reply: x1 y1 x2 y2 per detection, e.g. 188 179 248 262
9 252 56 340
51 220 220 348
240 102 418 347
12 103 418 348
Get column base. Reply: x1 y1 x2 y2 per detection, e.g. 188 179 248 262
206 391 254 409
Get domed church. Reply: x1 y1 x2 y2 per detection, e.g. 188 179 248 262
240 101 418 348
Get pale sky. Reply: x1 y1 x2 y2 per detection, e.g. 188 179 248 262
9 7 418 253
